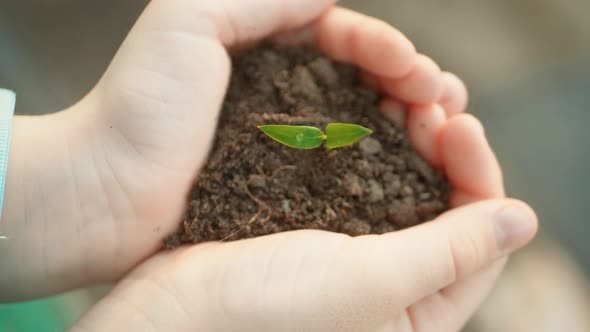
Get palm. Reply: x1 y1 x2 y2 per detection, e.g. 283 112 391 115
84 28 233 256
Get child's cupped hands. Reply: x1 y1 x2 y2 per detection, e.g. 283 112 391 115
0 1 537 331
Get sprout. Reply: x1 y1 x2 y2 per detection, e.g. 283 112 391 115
258 123 373 150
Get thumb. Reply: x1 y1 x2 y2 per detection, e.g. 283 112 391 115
387 198 538 306
91 0 336 167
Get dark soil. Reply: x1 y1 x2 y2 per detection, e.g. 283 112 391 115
165 44 450 247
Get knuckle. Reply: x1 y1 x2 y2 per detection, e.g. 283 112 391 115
447 223 496 280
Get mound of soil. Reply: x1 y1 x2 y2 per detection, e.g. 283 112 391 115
165 44 450 247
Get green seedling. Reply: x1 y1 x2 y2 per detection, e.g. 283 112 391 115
257 123 373 150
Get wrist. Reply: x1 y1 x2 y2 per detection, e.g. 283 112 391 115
0 104 112 299
2 111 86 229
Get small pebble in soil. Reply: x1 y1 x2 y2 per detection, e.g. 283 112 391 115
358 137 383 156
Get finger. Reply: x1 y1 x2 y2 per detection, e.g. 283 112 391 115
439 114 504 206
406 262 503 332
380 199 537 310
406 103 447 167
276 8 444 112
301 199 536 328
439 72 468 117
381 54 444 105
405 114 509 331
142 0 339 47
378 98 407 128
314 7 416 79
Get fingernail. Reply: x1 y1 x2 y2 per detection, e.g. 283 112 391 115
494 204 536 253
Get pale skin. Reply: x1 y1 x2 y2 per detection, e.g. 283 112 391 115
0 0 538 331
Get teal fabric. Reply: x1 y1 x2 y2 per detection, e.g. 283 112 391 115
0 296 73 332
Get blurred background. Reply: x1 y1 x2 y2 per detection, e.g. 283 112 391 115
1 0 589 331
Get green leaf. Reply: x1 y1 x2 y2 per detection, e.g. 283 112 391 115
325 123 373 149
257 125 324 149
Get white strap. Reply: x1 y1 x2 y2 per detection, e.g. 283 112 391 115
0 88 15 238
